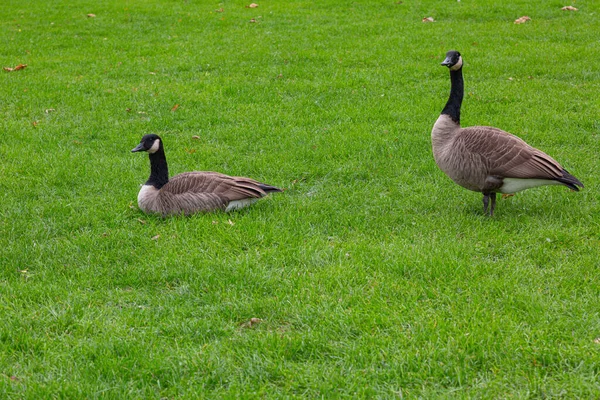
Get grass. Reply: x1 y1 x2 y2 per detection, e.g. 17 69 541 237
1 0 599 397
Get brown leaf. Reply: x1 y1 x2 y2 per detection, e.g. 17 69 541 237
249 18 257 23
186 148 196 154
3 64 27 72
32 121 39 127
561 6 578 11
171 104 180 112
241 317 263 328
10 376 19 381
87 13 96 18
594 338 600 344
215 8 224 12
126 108 132 112
191 135 200 140
151 234 160 240
137 218 146 225
502 194 515 199
246 3 259 8
45 108 55 113
514 16 531 24
422 17 435 22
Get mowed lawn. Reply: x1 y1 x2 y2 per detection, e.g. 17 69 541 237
1 0 599 397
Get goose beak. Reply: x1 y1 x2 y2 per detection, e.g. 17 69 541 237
441 56 453 67
131 143 145 152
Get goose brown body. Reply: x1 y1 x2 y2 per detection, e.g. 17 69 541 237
432 51 583 215
132 134 282 216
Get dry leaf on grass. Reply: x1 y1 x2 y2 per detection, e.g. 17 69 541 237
87 13 96 18
514 16 531 24
561 6 578 11
215 8 224 12
502 194 515 199
3 64 27 72
137 218 146 225
246 3 259 8
227 219 235 226
594 338 600 344
45 108 55 113
249 18 257 23
422 17 435 22
151 234 160 240
186 148 196 154
241 318 263 328
171 104 180 112
191 135 200 140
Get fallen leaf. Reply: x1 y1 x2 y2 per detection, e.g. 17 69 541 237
9 376 19 381
561 6 578 11
87 13 96 18
422 17 435 22
249 18 257 23
502 194 515 199
514 16 531 24
247 3 259 8
32 121 39 127
137 218 146 225
126 108 132 112
151 234 160 240
395 1 403 4
215 8 224 12
138 111 147 114
227 219 235 226
171 104 180 112
508 77 514 81
45 108 55 113
101 232 109 237
594 338 600 344
186 148 196 154
212 220 219 224
3 64 27 72
149 71 156 75
241 317 263 328
191 135 200 140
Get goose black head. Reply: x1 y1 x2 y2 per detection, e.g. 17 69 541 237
441 50 463 71
132 134 162 154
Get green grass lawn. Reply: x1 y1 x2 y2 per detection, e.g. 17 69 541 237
1 0 599 397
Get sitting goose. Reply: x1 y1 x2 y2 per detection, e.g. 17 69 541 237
432 50 583 216
131 134 282 216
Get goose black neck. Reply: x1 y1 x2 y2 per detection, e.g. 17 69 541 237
146 149 169 189
441 68 463 125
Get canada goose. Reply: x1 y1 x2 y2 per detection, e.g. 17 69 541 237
432 50 583 216
131 134 282 216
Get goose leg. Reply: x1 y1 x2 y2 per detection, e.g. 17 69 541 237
482 192 497 216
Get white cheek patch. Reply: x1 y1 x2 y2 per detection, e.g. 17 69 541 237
450 56 463 71
148 139 160 154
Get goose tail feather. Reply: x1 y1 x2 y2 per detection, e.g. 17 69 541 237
258 183 284 194
556 169 584 191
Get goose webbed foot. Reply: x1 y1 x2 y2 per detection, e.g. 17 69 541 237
482 192 497 216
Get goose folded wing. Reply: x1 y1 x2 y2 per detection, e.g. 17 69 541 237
165 172 267 200
459 127 564 179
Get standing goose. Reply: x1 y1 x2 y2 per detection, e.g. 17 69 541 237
432 50 583 216
132 134 282 216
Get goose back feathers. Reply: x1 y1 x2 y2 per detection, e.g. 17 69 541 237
132 134 282 216
432 50 583 215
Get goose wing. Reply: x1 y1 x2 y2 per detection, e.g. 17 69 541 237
458 126 564 179
163 171 268 200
